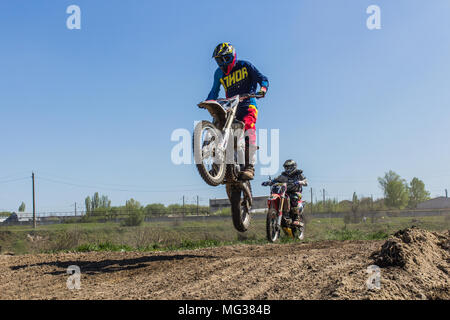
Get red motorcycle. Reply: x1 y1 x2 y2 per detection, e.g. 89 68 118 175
262 180 305 242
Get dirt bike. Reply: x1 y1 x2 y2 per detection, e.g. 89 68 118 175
262 180 306 242
193 93 264 232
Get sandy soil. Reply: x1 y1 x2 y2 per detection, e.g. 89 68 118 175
0 228 448 300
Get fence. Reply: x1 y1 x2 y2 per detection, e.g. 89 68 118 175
1 207 449 227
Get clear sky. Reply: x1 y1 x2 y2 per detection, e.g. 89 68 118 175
1 0 449 213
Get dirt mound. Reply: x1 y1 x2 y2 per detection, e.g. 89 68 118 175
372 227 449 270
368 227 449 299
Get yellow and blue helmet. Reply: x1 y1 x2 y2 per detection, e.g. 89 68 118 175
212 42 236 75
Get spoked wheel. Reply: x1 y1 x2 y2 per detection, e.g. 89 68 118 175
266 207 280 243
291 214 305 240
193 120 226 186
297 213 305 240
228 182 252 232
298 227 305 240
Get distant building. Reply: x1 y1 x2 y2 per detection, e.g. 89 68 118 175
417 197 450 210
3 212 19 223
1 212 41 225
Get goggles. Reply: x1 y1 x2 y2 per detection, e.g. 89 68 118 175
214 54 234 66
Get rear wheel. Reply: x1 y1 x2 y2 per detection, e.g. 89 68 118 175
229 182 252 232
193 121 226 186
291 214 305 240
266 207 280 243
298 213 305 240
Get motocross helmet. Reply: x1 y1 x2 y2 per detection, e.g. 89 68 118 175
212 42 236 75
283 159 297 176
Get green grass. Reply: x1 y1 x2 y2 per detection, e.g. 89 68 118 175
325 228 389 241
76 242 134 252
0 214 448 254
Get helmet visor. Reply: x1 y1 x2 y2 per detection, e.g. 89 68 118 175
214 54 234 66
284 165 296 174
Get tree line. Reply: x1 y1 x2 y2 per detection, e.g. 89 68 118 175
0 170 434 220
304 170 431 214
84 192 209 216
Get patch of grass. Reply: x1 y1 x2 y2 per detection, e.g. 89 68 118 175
366 230 389 240
12 239 27 254
167 239 222 251
327 228 364 241
76 242 133 252
326 227 389 241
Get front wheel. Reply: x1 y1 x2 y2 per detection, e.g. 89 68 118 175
193 120 226 186
229 182 252 232
266 207 280 243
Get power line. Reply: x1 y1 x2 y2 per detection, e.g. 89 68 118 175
0 171 30 180
0 177 29 184
34 170 207 189
38 176 212 193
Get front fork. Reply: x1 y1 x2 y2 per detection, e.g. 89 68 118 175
218 106 237 155
276 197 285 228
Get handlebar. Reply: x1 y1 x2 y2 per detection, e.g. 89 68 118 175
214 93 265 102
239 93 265 101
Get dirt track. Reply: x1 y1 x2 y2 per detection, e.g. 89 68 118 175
0 229 448 300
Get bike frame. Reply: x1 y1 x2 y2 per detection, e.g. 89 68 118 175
197 93 263 162
266 182 305 236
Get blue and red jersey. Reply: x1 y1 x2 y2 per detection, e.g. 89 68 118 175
207 60 269 109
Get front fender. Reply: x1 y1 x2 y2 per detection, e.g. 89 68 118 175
198 101 227 128
267 194 281 211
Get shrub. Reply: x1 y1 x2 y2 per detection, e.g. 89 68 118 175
121 210 144 227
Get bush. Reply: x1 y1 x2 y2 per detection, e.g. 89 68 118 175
121 210 144 227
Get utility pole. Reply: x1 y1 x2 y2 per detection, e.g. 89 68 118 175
197 195 199 216
323 189 325 204
446 189 448 199
182 195 185 217
75 202 77 216
310 188 313 215
32 172 36 229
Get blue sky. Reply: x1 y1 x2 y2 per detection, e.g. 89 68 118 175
1 0 449 213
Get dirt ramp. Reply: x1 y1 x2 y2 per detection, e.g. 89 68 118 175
368 227 449 299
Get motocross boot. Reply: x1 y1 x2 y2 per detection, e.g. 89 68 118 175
240 164 254 180
240 137 255 180
291 207 302 227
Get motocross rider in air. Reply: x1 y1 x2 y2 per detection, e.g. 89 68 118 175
206 42 269 180
262 159 308 226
